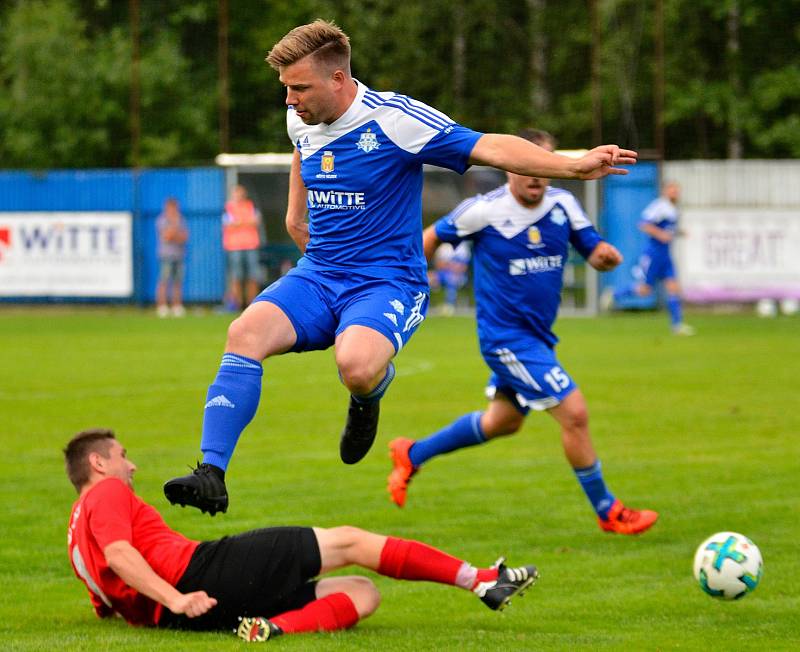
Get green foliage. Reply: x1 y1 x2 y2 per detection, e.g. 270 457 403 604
0 0 798 167
1 310 800 650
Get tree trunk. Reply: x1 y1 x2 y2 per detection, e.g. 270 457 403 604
527 0 549 119
727 2 742 159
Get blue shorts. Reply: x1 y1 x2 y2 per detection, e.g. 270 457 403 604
227 248 263 283
481 336 577 415
254 267 428 354
634 250 675 286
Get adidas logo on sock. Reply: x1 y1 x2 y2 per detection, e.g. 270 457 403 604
205 394 236 409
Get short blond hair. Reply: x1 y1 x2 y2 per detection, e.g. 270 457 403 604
266 19 351 73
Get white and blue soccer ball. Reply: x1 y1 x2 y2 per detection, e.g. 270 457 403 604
693 532 763 600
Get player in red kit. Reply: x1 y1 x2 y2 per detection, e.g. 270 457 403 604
65 429 537 641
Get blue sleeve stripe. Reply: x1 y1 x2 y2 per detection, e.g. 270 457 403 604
379 101 444 131
362 93 448 131
388 94 450 128
446 196 481 221
484 185 508 201
364 90 384 103
380 99 448 130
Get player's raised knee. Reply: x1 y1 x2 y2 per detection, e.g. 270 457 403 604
328 525 367 544
345 576 381 617
336 360 378 395
226 312 259 346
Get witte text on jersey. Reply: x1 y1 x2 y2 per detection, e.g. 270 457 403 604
307 190 366 210
508 255 564 276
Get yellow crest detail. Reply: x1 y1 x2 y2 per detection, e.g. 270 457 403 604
528 226 541 244
321 150 335 173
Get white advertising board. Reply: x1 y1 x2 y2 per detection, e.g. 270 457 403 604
0 212 133 297
680 208 800 302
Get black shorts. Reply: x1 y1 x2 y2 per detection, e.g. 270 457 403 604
159 526 321 631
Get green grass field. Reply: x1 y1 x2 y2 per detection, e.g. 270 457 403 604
1 308 799 651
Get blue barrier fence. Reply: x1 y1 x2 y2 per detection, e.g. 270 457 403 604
600 162 660 308
1 163 661 306
0 168 226 303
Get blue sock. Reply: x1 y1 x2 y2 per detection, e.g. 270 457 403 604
667 294 682 326
409 411 486 467
614 284 637 302
574 460 616 519
201 353 263 471
352 362 395 404
445 284 458 307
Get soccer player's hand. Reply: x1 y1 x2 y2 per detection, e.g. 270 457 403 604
573 145 638 180
588 242 623 271
169 590 218 618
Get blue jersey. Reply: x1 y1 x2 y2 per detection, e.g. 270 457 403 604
640 196 679 255
288 80 482 286
435 185 602 348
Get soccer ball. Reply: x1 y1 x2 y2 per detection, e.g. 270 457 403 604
755 298 777 318
780 298 799 316
693 532 763 600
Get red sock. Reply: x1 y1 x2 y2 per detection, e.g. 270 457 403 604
378 536 470 586
270 592 359 634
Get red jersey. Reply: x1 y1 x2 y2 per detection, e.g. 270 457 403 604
67 477 199 626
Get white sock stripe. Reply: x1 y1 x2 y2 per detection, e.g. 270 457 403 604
221 354 262 371
470 411 483 440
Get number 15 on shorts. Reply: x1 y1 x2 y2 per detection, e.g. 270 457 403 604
544 366 570 393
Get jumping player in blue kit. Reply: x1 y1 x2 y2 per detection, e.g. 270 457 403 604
164 21 638 516
388 130 658 535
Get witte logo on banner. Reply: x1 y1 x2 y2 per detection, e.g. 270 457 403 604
0 212 133 297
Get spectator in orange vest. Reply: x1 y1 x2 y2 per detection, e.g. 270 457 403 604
223 185 263 310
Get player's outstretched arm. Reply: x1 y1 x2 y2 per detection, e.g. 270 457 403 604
286 149 310 252
103 540 217 618
469 134 637 180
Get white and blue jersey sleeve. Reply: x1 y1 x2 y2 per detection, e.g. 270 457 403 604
435 185 603 348
287 80 482 285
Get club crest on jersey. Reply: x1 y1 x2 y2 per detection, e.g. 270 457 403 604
528 226 542 244
550 207 567 226
356 128 380 153
321 150 335 173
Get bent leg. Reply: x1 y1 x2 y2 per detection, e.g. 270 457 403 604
547 389 596 468
663 277 691 331
335 325 396 397
313 526 497 591
268 579 372 633
200 301 297 471
335 325 396 463
406 395 521 469
547 390 614 518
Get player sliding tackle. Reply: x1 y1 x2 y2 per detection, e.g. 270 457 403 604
164 19 637 515
66 429 537 642
388 129 658 535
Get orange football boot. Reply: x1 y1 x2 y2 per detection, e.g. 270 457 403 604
598 499 659 535
387 437 418 507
